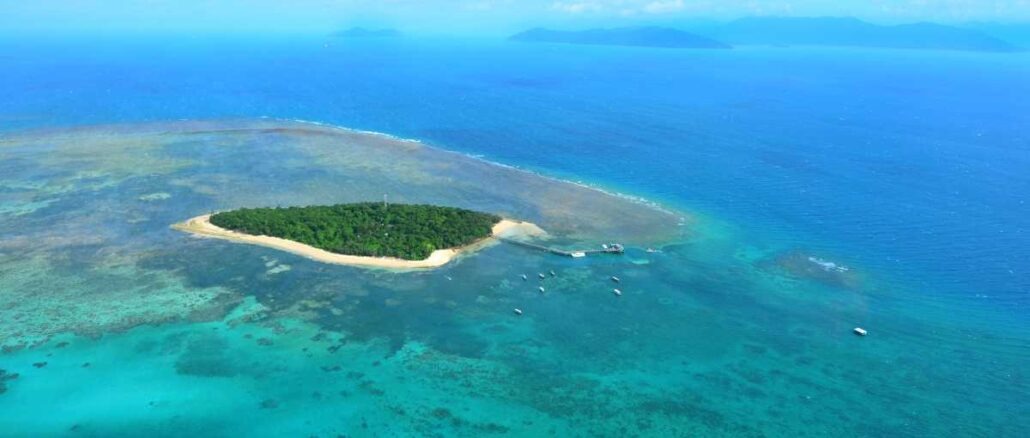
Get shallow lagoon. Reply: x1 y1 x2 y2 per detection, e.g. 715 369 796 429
1 120 1026 436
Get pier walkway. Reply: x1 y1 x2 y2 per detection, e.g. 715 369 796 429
498 238 624 258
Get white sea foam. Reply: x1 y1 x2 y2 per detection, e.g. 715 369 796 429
274 118 685 221
808 256 849 273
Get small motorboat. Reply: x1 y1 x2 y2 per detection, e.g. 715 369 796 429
613 288 622 297
513 308 523 316
611 276 621 283
538 286 546 293
853 327 867 336
538 273 546 279
521 274 528 281
549 270 556 277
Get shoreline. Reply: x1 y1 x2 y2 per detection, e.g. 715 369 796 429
172 214 546 270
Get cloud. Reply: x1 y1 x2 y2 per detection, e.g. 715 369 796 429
550 1 605 14
463 0 518 11
641 0 684 14
551 0 689 15
4 0 1030 35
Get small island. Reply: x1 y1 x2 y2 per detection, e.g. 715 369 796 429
173 203 545 269
702 17 1019 52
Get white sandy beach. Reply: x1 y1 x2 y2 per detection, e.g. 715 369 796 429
172 214 545 270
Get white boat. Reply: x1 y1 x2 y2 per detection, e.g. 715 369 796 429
549 270 556 277
521 274 528 281
538 273 546 279
613 288 622 296
611 276 620 283
853 327 867 336
538 286 545 293
571 252 586 258
513 308 523 316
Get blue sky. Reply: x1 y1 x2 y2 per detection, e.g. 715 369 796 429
2 0 1028 35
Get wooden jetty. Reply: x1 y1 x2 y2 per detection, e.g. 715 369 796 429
499 238 624 258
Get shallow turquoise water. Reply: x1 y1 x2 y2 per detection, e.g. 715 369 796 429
0 38 1028 436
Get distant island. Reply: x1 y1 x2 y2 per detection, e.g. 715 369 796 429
697 17 1019 52
174 203 544 269
330 27 401 38
959 22 1030 48
509 26 731 49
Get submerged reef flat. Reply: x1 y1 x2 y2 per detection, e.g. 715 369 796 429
1 120 1027 436
0 119 682 349
0 119 682 248
761 250 863 289
0 255 239 350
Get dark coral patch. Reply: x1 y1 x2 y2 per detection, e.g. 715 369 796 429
0 369 20 395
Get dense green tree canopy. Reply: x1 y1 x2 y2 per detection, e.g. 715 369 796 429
209 203 501 260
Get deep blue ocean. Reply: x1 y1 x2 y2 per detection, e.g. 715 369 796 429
1 36 1028 436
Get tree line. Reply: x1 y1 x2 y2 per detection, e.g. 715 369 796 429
209 203 501 260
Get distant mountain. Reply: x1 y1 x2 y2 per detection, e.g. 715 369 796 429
960 22 1030 48
509 27 731 49
698 17 1019 52
331 27 401 38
